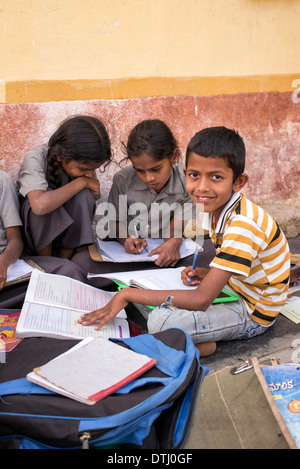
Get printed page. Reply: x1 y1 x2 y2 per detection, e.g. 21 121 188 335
25 269 126 314
16 302 129 339
16 270 129 339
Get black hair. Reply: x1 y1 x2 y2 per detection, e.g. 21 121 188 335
123 119 179 161
186 126 245 181
47 115 112 189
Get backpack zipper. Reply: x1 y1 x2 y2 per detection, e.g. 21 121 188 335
80 432 91 449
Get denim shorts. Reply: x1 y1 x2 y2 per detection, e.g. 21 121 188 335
147 287 268 344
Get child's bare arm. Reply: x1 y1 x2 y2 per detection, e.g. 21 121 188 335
79 267 232 330
27 176 99 216
0 226 23 290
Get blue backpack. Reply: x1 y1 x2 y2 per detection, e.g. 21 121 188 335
0 329 207 449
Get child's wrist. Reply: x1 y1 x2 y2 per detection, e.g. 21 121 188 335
118 287 130 304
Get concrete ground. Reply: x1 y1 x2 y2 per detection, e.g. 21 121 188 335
199 306 299 375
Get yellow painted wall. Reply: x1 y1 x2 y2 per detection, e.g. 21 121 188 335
1 0 300 103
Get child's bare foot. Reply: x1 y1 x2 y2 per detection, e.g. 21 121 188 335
195 341 216 357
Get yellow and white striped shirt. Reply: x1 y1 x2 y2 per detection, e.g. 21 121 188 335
202 192 290 325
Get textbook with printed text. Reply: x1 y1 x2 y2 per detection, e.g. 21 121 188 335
16 270 129 340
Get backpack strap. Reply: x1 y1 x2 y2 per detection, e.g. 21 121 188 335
0 331 194 397
0 378 55 398
113 330 187 377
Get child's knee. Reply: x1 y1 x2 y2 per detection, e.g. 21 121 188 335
148 306 176 333
147 305 191 334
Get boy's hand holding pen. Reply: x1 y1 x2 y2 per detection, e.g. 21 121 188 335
181 245 210 286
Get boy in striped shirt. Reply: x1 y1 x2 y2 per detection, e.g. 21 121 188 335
158 126 290 356
79 127 290 357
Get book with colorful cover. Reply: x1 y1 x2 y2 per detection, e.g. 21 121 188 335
261 364 300 449
0 310 22 352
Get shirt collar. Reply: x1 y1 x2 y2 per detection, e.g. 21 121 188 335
202 192 242 234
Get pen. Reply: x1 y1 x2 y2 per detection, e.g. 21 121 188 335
133 222 148 253
190 246 200 284
133 222 139 239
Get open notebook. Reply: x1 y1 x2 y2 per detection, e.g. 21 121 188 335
88 267 239 306
96 237 201 262
5 259 37 286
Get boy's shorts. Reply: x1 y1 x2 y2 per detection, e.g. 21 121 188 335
147 286 268 344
